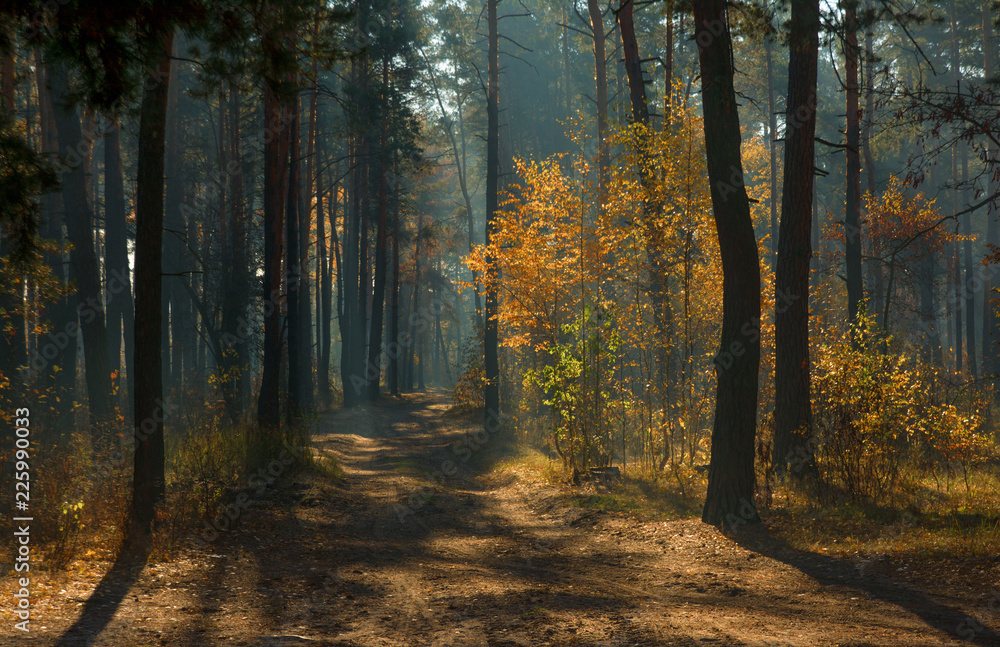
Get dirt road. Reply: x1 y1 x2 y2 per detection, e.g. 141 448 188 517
7 392 998 646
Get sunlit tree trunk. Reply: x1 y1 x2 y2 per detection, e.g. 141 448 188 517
692 0 761 527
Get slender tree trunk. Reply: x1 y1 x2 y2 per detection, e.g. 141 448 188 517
48 63 115 434
389 161 401 396
862 8 882 324
307 41 321 409
844 0 863 327
220 81 250 419
484 0 501 425
767 37 779 266
318 176 332 407
104 114 134 407
664 1 673 127
286 82 303 423
692 0 762 527
366 60 391 402
617 0 672 444
773 0 820 477
162 61 184 393
983 3 998 376
131 28 173 541
587 0 609 196
35 58 76 417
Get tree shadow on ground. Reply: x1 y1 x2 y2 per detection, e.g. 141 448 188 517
731 524 999 646
53 544 150 647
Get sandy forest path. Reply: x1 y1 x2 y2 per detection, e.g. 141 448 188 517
4 391 997 646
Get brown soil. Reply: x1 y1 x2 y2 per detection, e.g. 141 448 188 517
3 391 998 646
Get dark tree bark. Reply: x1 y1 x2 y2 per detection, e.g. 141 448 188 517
366 60 391 402
257 66 291 428
34 57 77 417
982 3 999 376
306 42 320 409
862 7 882 325
617 0 673 466
844 0 863 327
318 172 333 406
131 28 173 540
286 84 303 423
766 37 779 266
691 0 761 527
587 0 609 196
104 114 135 407
484 0 501 425
219 81 250 419
389 158 401 396
0 37 26 390
772 0 820 477
48 63 115 434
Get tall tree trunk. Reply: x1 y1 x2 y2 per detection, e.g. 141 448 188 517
772 0 820 477
663 1 674 127
48 63 115 435
318 175 332 407
34 57 76 418
220 81 250 419
982 3 998 376
617 0 672 455
389 162 401 396
306 41 321 408
484 0 501 425
0 35 26 391
130 28 173 541
862 6 882 324
844 0 863 328
162 61 184 393
366 60 391 401
692 0 762 527
286 81 303 422
104 114 134 407
257 66 291 428
587 0 609 197
766 37 779 266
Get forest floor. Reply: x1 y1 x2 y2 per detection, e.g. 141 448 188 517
4 391 1000 646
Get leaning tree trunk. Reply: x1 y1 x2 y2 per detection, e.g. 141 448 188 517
773 0 820 477
691 0 762 528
